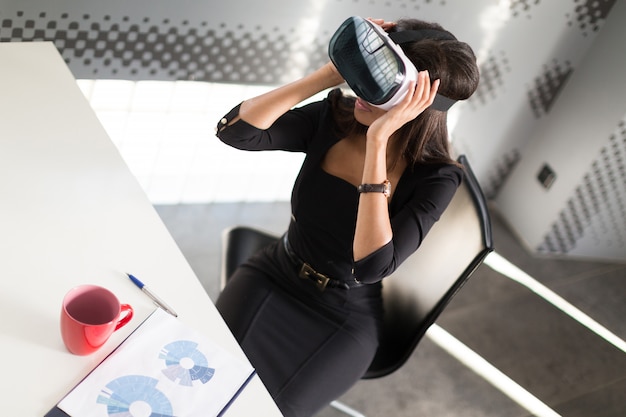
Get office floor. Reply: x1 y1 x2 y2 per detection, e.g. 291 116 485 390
154 202 626 417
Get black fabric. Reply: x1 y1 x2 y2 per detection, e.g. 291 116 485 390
215 95 462 416
44 407 70 417
389 29 456 44
282 233 363 289
431 93 457 111
216 239 382 417
216 94 462 284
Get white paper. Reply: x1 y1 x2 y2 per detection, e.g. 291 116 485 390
58 308 255 417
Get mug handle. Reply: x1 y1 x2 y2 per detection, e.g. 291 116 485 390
115 304 134 331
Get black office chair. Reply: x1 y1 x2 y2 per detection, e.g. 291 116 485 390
220 155 494 416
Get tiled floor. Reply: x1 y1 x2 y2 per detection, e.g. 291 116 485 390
154 202 626 417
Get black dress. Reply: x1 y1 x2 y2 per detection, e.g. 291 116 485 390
215 93 462 417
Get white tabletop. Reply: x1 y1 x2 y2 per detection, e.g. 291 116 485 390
0 42 281 416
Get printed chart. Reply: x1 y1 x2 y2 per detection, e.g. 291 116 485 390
56 309 255 417
160 340 215 386
97 375 174 417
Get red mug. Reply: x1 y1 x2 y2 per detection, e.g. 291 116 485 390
60 284 133 355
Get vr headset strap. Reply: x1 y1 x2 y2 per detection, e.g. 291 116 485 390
389 29 458 112
389 29 456 43
432 94 457 112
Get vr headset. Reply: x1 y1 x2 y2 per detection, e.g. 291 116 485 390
328 16 456 111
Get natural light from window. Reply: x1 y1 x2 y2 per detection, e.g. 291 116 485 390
77 79 321 204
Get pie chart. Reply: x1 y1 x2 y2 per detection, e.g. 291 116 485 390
97 375 174 417
159 340 215 386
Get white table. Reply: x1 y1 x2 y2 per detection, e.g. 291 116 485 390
0 42 282 416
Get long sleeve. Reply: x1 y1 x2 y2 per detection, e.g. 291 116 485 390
216 100 327 153
352 163 463 283
215 95 464 287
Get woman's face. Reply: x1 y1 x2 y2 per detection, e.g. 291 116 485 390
353 97 387 126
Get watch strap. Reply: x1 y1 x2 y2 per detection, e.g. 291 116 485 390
357 180 391 197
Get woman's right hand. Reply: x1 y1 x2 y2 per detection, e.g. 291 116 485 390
366 70 440 145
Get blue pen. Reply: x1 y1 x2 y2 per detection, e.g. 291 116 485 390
127 273 178 317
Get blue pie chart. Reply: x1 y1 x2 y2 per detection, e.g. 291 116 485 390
97 375 174 417
160 340 215 386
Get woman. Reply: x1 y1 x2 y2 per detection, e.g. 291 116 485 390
215 17 479 416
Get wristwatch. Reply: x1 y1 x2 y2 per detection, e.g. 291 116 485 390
358 180 391 198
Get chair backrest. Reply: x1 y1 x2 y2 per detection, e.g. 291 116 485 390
363 154 494 379
220 226 280 289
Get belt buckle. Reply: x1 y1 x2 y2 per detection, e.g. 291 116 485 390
299 263 329 291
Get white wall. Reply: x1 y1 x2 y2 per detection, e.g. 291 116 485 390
494 0 626 262
2 0 624 261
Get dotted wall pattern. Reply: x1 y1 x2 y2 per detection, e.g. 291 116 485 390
0 10 326 83
538 118 626 255
468 50 511 109
509 0 541 18
331 0 447 11
1 2 622 260
482 149 522 200
528 59 574 118
0 0 450 83
567 0 617 37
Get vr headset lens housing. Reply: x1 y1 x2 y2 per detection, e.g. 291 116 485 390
329 16 418 110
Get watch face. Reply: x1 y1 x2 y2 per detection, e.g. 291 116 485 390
382 179 391 197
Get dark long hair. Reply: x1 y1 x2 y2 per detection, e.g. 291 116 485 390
329 18 479 168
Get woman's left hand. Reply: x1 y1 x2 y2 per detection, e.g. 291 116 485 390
367 70 440 144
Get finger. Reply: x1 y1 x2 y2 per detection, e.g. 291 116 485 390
413 71 429 105
402 74 427 107
428 79 441 106
395 79 417 107
366 17 396 31
394 72 433 115
419 77 439 109
419 72 442 108
380 21 397 31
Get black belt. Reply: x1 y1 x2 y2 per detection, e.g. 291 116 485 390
282 234 363 291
